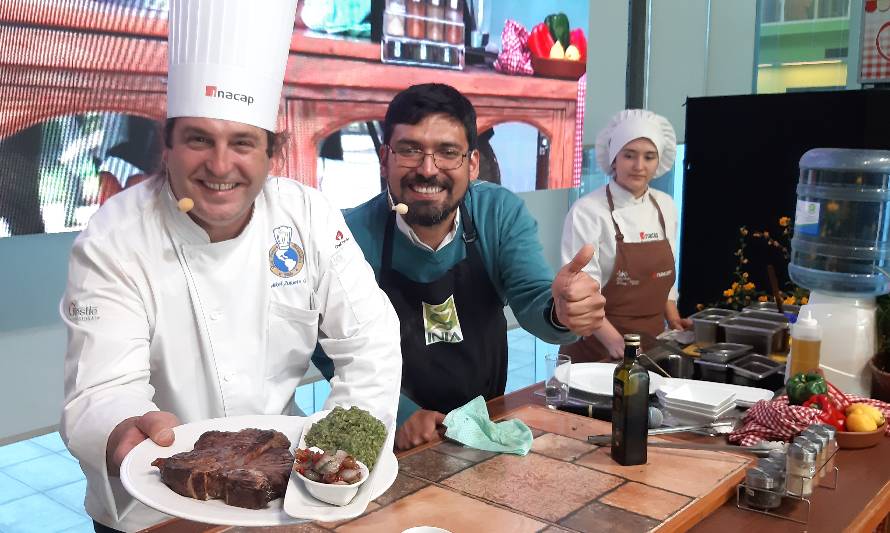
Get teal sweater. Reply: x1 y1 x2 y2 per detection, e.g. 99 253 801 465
345 180 576 345
314 181 577 423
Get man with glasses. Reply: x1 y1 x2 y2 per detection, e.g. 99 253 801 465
315 83 605 450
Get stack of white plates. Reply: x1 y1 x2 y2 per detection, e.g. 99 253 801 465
658 384 736 423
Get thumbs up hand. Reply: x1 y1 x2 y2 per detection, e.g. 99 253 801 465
551 244 606 336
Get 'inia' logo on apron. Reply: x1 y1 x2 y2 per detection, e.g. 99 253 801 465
422 295 464 345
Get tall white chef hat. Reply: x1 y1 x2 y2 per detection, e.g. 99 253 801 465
595 109 677 178
167 0 298 132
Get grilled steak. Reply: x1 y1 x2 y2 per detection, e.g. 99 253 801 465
151 428 293 509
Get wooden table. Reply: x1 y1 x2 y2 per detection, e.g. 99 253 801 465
144 384 854 533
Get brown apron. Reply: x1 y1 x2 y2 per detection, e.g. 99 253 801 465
561 184 676 362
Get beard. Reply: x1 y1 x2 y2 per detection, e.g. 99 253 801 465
392 173 466 227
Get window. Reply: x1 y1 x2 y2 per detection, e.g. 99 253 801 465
760 0 850 23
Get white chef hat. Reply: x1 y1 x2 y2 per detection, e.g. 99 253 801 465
167 0 298 132
595 109 677 178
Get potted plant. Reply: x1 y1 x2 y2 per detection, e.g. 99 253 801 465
870 294 890 401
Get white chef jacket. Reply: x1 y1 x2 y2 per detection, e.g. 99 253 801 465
561 179 680 301
60 176 402 532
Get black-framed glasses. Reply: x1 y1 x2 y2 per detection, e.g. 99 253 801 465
386 145 469 170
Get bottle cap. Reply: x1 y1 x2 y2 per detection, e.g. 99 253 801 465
623 333 641 346
792 307 821 339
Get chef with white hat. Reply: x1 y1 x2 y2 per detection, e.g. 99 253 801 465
60 1 402 531
558 109 692 362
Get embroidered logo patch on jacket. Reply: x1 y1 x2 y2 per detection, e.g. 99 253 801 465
269 225 305 278
422 295 464 345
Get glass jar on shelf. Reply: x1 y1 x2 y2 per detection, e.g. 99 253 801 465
444 0 464 45
426 0 445 41
384 0 407 37
406 0 426 39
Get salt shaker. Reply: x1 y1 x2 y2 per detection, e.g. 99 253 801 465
786 441 817 497
744 467 782 509
802 428 829 479
757 457 785 493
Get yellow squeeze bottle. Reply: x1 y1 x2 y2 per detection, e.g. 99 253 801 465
785 308 821 381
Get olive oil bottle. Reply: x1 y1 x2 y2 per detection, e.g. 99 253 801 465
611 333 649 466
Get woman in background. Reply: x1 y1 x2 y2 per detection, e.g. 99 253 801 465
560 109 691 362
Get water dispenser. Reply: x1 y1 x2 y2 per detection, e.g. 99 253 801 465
789 148 890 396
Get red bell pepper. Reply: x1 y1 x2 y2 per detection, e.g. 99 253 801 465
803 393 846 431
569 28 587 63
528 22 554 58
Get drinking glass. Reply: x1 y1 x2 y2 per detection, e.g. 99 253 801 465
545 353 571 408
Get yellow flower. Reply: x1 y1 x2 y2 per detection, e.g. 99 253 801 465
827 201 840 213
740 227 749 236
723 289 734 297
742 272 749 280
742 258 749 264
801 296 809 305
758 295 769 302
726 298 733 304
744 282 755 291
784 296 796 305
763 231 770 238
731 282 739 290
779 216 791 227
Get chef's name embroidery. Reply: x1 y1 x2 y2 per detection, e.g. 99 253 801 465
269 226 305 278
422 295 464 345
615 270 640 286
270 279 305 288
67 301 100 321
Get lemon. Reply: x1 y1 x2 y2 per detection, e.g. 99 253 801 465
846 403 885 426
846 412 879 432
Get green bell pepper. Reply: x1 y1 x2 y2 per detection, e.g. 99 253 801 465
545 12 571 50
786 372 828 405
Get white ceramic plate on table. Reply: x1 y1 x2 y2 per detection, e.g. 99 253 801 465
283 410 398 522
121 413 397 527
559 362 666 396
656 378 773 408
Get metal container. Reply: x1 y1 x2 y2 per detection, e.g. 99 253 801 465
719 317 786 355
698 342 752 364
743 302 801 317
728 353 784 390
640 353 694 379
689 308 738 346
693 358 732 383
738 311 791 352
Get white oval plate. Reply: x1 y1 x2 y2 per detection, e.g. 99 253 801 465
120 413 397 527
561 362 666 396
283 410 397 522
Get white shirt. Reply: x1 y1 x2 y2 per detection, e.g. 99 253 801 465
561 179 680 301
61 177 401 532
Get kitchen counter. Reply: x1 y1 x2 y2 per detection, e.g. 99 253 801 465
134 383 890 532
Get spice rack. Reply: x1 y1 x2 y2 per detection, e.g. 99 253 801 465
381 0 465 70
735 446 839 526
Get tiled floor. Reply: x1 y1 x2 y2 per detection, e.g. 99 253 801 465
0 328 552 533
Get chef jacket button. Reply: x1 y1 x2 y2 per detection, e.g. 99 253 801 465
223 372 235 382
209 311 221 321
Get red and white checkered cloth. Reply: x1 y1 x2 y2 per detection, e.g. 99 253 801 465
861 9 890 83
729 392 890 447
494 19 534 76
572 73 586 188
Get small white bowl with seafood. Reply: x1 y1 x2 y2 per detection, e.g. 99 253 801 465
293 447 369 506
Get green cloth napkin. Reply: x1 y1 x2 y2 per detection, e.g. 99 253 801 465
443 396 534 456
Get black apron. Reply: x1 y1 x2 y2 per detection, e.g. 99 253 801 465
381 202 508 414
